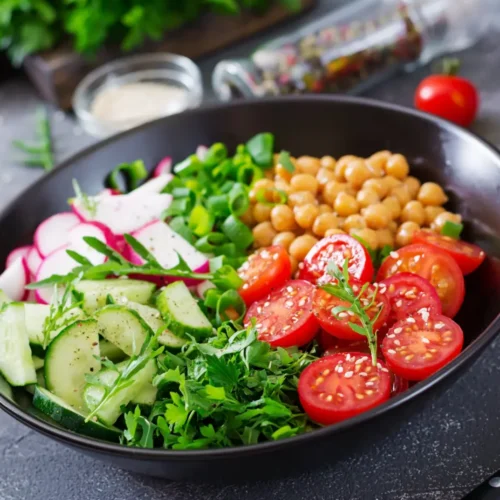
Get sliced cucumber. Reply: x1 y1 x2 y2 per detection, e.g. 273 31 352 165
44 319 101 410
0 374 13 401
75 279 156 313
32 355 44 370
33 386 121 442
156 281 212 340
0 290 12 306
99 339 127 362
0 303 36 386
94 360 158 426
95 305 153 356
26 370 46 395
158 330 187 349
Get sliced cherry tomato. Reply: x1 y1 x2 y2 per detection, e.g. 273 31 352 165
415 74 478 127
313 281 389 340
376 244 464 318
298 234 374 285
321 334 383 359
412 229 486 275
244 279 319 347
381 313 464 381
238 246 292 306
298 352 392 425
391 373 409 397
379 272 442 325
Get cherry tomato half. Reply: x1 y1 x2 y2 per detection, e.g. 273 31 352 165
299 234 374 285
379 272 442 325
238 245 292 306
415 75 479 127
298 352 392 425
313 281 390 340
244 279 319 347
381 313 464 381
412 229 485 275
376 244 464 318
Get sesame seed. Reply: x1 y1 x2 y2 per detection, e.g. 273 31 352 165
435 322 445 329
390 251 399 259
394 327 402 334
273 253 279 260
285 300 294 308
336 366 344 373
360 372 368 377
406 317 416 324
345 354 352 361
387 349 396 354
298 297 306 307
414 255 421 262
396 299 403 308
381 367 389 373
386 334 395 339
396 259 402 266
287 286 293 293
255 323 262 328
365 381 374 386
344 371 353 378
355 358 364 364
421 337 430 344
394 339 400 346
338 311 348 318
264 302 270 307
257 307 262 314
326 395 333 402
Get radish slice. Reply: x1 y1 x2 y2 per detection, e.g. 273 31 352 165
196 145 208 162
26 247 43 278
71 193 172 235
196 280 215 299
0 258 29 301
130 174 173 196
68 221 119 253
127 220 209 285
6 246 31 268
97 188 121 197
34 212 81 257
153 157 172 177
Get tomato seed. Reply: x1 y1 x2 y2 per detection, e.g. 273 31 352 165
316 376 324 384
326 395 333 402
355 394 365 400
405 354 414 361
366 390 374 395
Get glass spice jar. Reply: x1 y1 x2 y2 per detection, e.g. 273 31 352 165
212 0 497 100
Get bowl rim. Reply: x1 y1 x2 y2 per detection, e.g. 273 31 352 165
1 94 500 460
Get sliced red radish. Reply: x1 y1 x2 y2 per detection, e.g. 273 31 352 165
153 157 172 177
34 212 81 257
6 245 31 268
27 247 43 278
0 257 29 301
196 145 208 161
68 221 119 253
130 174 173 196
97 188 121 197
126 220 209 285
196 280 215 299
71 193 172 235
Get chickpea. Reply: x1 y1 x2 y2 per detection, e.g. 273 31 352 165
385 154 410 180
289 234 318 261
401 201 426 226
362 203 392 229
264 169 274 180
252 222 277 248
320 155 336 170
382 196 401 219
240 206 255 227
376 229 395 248
312 213 339 237
275 163 293 182
274 178 292 195
270 204 297 232
363 178 388 199
383 175 402 191
396 221 420 247
388 220 398 233
252 202 272 223
272 231 296 251
253 179 274 192
424 205 446 226
390 184 411 207
335 155 358 181
296 156 321 176
366 150 391 175
404 176 421 199
345 159 372 189
294 203 320 229
288 191 317 208
334 192 359 217
357 188 380 208
318 203 332 214
323 181 348 205
431 211 462 232
289 255 299 275
350 228 378 250
343 214 366 233
316 167 336 188
418 182 448 206
325 228 345 237
290 173 319 195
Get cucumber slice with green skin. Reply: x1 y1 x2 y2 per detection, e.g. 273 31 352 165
26 370 46 395
32 355 44 370
0 303 37 386
0 374 13 401
75 279 156 314
45 319 101 410
95 305 153 356
94 360 158 426
0 290 12 306
156 281 213 340
99 339 127 362
33 386 121 442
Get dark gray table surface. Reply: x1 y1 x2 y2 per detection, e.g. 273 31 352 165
2 1 500 499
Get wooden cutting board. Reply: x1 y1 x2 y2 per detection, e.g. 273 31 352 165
23 0 316 110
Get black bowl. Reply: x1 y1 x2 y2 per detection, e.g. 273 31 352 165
1 96 500 482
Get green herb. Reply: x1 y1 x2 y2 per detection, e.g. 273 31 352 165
321 260 382 366
13 108 54 171
72 179 97 218
351 234 392 269
106 160 147 193
441 221 463 239
246 133 274 168
221 215 254 250
277 150 295 173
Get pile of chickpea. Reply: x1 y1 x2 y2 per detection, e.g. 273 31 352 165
242 151 462 273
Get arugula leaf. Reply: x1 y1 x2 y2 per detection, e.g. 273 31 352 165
206 355 240 389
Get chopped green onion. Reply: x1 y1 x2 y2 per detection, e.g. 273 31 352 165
169 217 195 244
214 242 241 258
163 197 194 218
106 160 147 192
246 133 274 168
215 289 246 324
277 150 295 173
255 187 287 206
212 265 244 290
206 195 230 218
221 215 254 250
195 232 228 253
237 163 263 185
228 183 250 217
203 288 221 310
162 176 185 193
219 180 235 194
188 205 214 237
203 143 228 167
173 154 203 177
441 221 464 239
212 159 234 183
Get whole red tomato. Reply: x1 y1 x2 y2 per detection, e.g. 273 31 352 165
415 74 478 127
